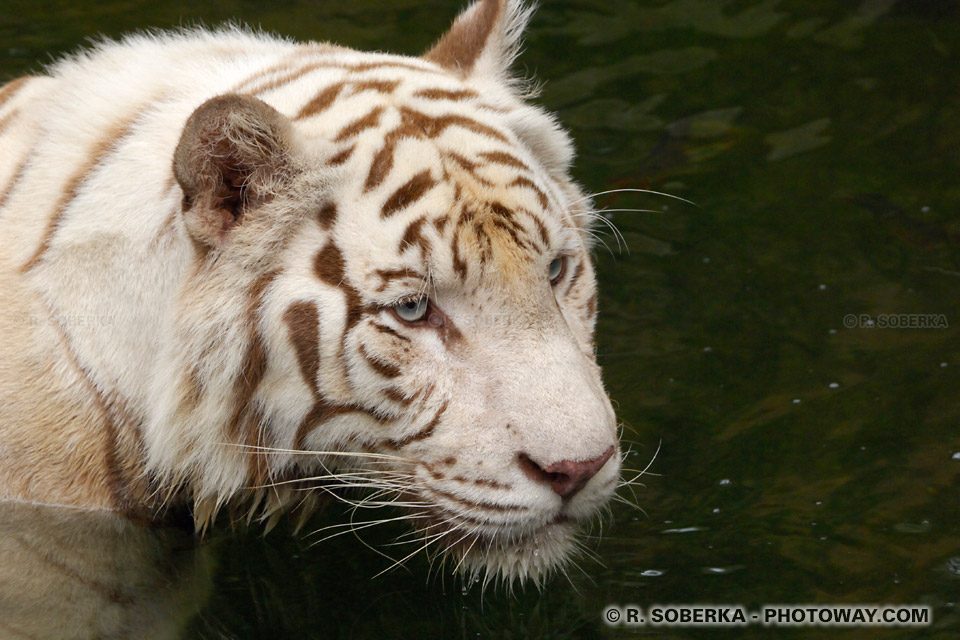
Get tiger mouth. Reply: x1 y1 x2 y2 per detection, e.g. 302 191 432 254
408 505 581 583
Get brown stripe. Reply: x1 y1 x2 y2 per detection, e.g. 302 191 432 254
399 215 431 259
425 486 527 513
349 60 441 74
363 109 508 193
382 386 413 405
444 151 494 186
585 292 598 318
239 57 442 96
529 213 551 248
468 477 510 490
413 87 479 101
314 243 366 353
173 365 204 423
451 228 467 280
390 400 448 448
479 150 529 172
566 261 585 293
231 59 300 93
0 107 19 137
317 202 338 229
491 217 529 250
358 343 401 379
447 151 478 172
458 204 476 226
249 61 326 96
374 267 420 281
0 76 32 110
365 143 396 192
43 305 142 516
350 79 400 95
399 106 508 142
381 170 436 218
20 110 142 272
295 82 346 120
283 301 321 395
508 176 550 210
295 401 347 450
0 154 29 212
374 267 424 292
371 321 411 342
295 401 391 450
328 144 355 166
432 214 450 234
489 202 514 220
294 75 399 120
334 105 385 142
226 270 278 442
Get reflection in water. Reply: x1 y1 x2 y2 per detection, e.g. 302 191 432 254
0 501 212 640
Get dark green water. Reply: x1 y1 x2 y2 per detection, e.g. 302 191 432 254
2 1 959 638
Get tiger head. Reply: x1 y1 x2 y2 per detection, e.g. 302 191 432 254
153 0 620 583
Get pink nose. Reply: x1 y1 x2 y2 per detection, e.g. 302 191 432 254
518 446 615 499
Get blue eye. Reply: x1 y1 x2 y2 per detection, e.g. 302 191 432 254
394 297 429 322
548 257 565 284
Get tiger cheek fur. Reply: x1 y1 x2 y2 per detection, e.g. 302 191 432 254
0 0 620 584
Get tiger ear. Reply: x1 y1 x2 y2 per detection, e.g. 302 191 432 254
174 94 295 248
423 0 533 82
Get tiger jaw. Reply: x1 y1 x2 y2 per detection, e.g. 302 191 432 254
408 451 620 583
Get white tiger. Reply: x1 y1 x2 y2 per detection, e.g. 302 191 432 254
0 0 620 583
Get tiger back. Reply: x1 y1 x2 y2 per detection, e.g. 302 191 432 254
0 0 620 583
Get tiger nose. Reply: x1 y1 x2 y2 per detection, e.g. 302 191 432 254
518 446 615 499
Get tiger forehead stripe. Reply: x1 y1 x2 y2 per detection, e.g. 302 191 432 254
478 150 529 172
398 106 509 142
327 144 355 167
363 108 511 192
296 79 401 121
528 210 551 248
374 266 425 289
239 57 444 97
381 170 437 218
294 82 345 120
334 105 385 142
444 152 494 187
399 215 431 259
507 176 550 211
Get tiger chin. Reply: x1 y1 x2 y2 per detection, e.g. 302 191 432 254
0 0 621 585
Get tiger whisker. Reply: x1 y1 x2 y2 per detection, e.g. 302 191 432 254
579 187 699 208
584 210 627 252
310 513 432 545
222 443 416 464
372 524 454 578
